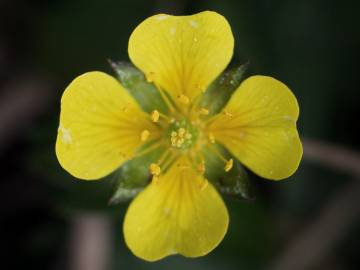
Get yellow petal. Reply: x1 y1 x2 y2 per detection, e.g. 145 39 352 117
56 71 157 180
123 157 229 261
128 11 234 106
207 76 302 180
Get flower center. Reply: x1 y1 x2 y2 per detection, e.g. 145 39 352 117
168 118 198 150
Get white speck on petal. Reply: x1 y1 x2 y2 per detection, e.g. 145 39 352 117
59 125 72 144
283 115 294 122
189 20 198 28
163 207 171 216
156 14 169 21
193 37 198 42
168 248 177 255
169 27 176 35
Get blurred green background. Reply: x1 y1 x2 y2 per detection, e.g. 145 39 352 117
1 0 359 269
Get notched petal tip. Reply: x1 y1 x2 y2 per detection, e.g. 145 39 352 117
56 71 154 180
123 158 229 261
128 11 234 106
208 75 302 180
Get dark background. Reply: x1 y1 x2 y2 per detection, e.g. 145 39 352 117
1 0 360 269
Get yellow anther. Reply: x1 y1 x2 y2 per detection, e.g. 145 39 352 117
224 159 233 172
151 110 160 122
150 163 161 176
170 126 193 148
140 130 150 142
199 108 209 115
223 110 233 118
178 127 186 137
208 132 215 143
146 71 155 82
197 162 205 174
178 94 190 105
176 140 183 148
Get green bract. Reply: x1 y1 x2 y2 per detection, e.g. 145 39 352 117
109 61 254 203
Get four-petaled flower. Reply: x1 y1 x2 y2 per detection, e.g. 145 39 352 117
56 11 302 261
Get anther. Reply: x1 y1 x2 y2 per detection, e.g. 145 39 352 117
199 108 209 115
224 159 233 172
178 94 190 105
178 128 186 137
140 130 150 142
170 126 193 148
150 163 161 176
151 110 160 122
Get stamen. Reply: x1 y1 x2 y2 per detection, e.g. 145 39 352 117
170 127 193 148
149 163 161 176
151 110 160 122
161 152 179 172
178 94 190 105
140 130 150 142
224 159 233 172
157 87 176 113
207 144 234 172
208 144 227 163
132 141 163 160
178 128 185 136
152 175 160 184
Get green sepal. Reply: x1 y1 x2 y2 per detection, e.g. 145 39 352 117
203 143 255 200
109 143 165 204
109 60 169 114
200 62 249 115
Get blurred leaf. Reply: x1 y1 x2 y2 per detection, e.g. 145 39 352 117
109 60 169 114
200 62 249 115
203 143 255 200
110 143 165 204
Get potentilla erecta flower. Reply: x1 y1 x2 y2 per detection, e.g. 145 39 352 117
56 11 302 261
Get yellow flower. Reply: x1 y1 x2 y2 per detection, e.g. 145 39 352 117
56 11 302 261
